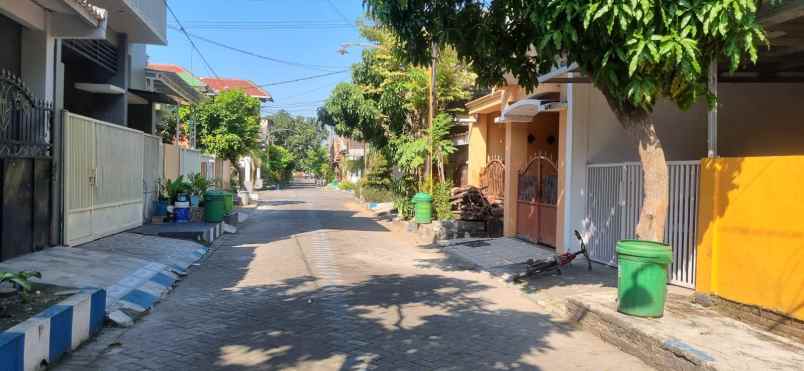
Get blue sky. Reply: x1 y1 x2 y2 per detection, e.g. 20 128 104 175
148 0 367 118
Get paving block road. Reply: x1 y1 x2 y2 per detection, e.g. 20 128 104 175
56 182 651 370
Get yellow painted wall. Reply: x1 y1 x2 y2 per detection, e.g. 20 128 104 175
467 114 489 186
696 156 804 320
503 123 529 237
487 115 506 160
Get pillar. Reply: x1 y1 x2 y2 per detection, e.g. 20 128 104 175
503 121 529 237
467 114 488 186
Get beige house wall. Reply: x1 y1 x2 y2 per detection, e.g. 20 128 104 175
575 82 804 164
163 143 180 181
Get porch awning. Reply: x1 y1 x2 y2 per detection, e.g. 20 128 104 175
129 89 179 105
496 99 567 123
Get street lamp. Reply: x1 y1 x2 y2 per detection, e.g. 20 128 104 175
337 42 379 55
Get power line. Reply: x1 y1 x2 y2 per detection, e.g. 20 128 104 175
167 26 347 72
167 20 353 31
163 0 219 78
325 0 355 28
257 70 349 87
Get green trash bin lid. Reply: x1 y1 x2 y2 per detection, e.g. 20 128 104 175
205 190 225 199
412 192 432 203
616 240 672 263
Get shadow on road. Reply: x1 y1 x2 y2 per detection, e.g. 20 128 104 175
205 272 568 370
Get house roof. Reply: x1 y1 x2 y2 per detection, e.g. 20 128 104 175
200 77 273 102
147 64 207 89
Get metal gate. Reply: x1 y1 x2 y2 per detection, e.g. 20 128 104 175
517 153 558 247
64 112 144 246
0 70 54 260
586 161 700 288
480 156 505 200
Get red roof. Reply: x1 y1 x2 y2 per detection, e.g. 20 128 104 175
147 63 186 73
200 77 272 101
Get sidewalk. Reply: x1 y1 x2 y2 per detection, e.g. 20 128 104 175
0 232 207 326
439 237 804 371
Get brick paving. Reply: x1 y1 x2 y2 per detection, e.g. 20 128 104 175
56 183 650 370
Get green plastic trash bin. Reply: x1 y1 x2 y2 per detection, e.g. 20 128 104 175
223 192 234 215
204 191 225 223
412 192 433 224
616 240 673 317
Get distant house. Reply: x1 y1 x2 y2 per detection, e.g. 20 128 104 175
200 77 273 102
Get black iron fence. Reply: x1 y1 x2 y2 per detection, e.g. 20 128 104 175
0 69 54 158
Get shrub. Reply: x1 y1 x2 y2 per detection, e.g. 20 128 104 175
432 180 454 221
366 151 392 189
391 175 417 219
354 177 368 199
361 187 394 203
338 181 354 191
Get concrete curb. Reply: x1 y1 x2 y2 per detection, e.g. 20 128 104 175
565 298 716 371
0 288 106 371
105 247 207 326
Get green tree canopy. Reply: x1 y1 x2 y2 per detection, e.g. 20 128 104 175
366 0 772 241
265 110 327 169
194 89 262 164
319 23 476 150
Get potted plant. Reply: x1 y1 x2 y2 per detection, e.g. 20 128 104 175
154 179 170 217
189 173 211 207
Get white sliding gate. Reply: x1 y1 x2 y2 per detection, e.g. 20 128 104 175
64 112 144 246
179 148 202 176
586 161 700 288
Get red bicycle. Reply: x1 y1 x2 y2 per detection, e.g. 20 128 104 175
513 230 592 282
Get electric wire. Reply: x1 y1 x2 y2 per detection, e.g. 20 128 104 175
163 0 219 78
167 26 347 72
256 70 349 87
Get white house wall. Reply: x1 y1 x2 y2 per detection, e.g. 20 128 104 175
20 26 56 101
128 43 147 91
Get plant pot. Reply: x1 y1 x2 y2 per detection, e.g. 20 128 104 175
190 195 201 207
190 207 204 222
174 201 191 223
154 200 169 216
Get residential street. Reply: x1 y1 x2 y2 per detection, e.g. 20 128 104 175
57 182 649 370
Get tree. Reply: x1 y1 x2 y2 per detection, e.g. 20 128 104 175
261 145 296 184
367 0 769 241
193 89 262 189
158 105 192 144
266 110 327 170
305 145 332 180
318 23 475 186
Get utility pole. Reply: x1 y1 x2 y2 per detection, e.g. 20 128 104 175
426 41 438 192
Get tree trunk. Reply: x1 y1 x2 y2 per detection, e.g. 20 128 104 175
624 114 669 242
235 164 246 191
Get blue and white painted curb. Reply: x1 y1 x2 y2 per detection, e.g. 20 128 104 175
0 288 105 371
105 247 208 325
